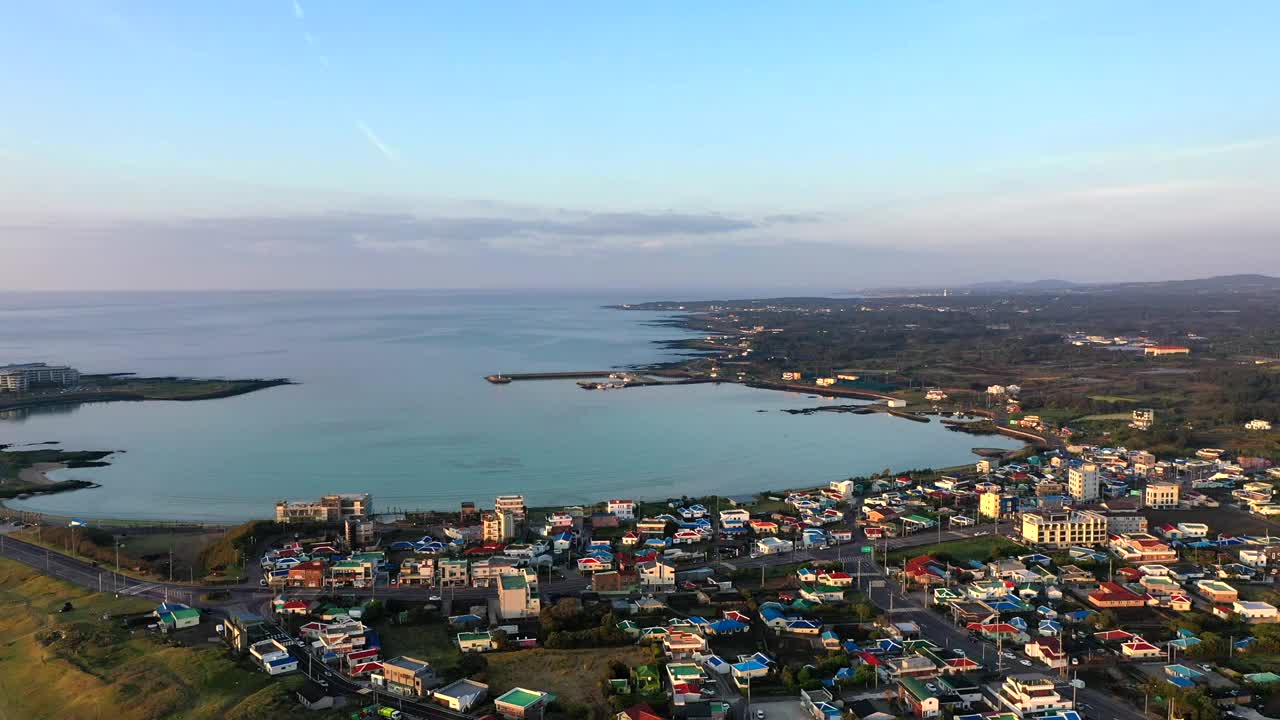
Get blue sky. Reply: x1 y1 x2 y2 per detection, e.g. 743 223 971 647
2 1 1278 290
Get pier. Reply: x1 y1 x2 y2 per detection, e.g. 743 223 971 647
485 371 615 383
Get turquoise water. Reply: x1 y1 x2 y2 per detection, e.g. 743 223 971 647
0 291 1021 521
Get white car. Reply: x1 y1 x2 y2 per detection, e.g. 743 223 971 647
1019 659 1032 667
756 711 766 720
428 595 442 602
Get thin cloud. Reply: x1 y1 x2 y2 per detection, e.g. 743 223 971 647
291 0 304 19
1167 137 1280 159
357 121 399 162
303 31 315 45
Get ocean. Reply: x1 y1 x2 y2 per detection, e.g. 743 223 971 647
0 291 1021 521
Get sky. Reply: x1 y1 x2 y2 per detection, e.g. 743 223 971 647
2 1 1278 291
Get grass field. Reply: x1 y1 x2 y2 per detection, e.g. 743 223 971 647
1077 413 1133 422
485 646 652 712
886 535 1021 565
0 557 324 720
373 621 463 676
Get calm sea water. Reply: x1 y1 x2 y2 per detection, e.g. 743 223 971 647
0 291 1020 521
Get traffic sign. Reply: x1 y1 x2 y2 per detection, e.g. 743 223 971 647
860 545 873 554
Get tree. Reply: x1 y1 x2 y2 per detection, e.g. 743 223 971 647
458 653 488 677
852 663 876 686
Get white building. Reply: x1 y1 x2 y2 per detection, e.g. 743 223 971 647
992 674 1073 716
638 559 676 591
1068 463 1100 502
606 499 636 521
755 537 794 555
0 363 80 392
497 570 540 620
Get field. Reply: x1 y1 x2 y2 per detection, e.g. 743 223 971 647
886 535 1022 565
1140 507 1280 537
373 620 463 676
484 646 653 712
0 557 326 720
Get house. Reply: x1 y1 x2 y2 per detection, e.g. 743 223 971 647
296 681 345 711
1025 638 1067 669
221 609 269 653
890 655 939 680
898 677 940 718
1087 582 1146 609
904 555 949 586
250 639 298 675
457 631 495 653
993 673 1073 716
288 560 327 588
617 702 666 720
801 687 843 720
638 559 676 591
607 499 637 520
662 631 708 660
799 584 846 604
495 688 556 720
939 675 985 708
632 665 662 694
1234 601 1279 622
432 678 489 713
1120 637 1162 659
1110 533 1177 564
157 607 201 632
755 537 793 555
730 659 770 687
374 656 441 697
1195 580 1239 603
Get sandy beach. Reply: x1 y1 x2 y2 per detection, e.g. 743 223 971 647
16 462 66 486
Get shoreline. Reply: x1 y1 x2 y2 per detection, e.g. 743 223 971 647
17 461 66 487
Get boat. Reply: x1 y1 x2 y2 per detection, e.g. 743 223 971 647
486 374 512 384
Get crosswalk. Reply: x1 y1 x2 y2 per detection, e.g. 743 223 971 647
119 582 159 596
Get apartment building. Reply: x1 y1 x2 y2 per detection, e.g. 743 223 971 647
1021 511 1108 548
1144 482 1180 509
471 556 522 588
483 511 516 543
439 558 470 587
497 570 541 620
374 656 441 698
275 493 373 524
979 492 1017 519
0 363 81 392
398 556 436 586
495 495 527 520
1067 463 1100 502
1106 515 1148 535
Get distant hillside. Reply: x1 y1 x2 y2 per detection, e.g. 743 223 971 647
853 273 1280 298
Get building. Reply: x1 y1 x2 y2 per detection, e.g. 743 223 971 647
606 499 637 520
0 363 81 392
980 492 1017 519
345 517 375 548
1130 408 1155 430
275 493 373 524
992 674 1073 716
898 677 940 718
288 560 327 588
1246 419 1273 431
495 688 555 720
1021 511 1108 548
432 678 489 713
374 656 441 697
1087 582 1147 609
1144 345 1190 356
1234 601 1279 622
497 570 541 620
221 609 269 653
1195 580 1239 603
638 558 676 591
1110 533 1177 564
158 607 201 632
1106 515 1148 535
495 494 527 520
483 511 516 543
755 537 794 555
1144 482 1180 509
1068 463 1100 502
439 558 469 586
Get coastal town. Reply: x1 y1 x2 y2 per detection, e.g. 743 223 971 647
5 431 1280 720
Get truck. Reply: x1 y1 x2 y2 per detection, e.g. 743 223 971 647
378 708 402 720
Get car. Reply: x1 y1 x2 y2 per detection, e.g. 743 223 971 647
756 711 766 720
926 683 939 693
1019 659 1032 667
954 649 965 656
428 595 442 602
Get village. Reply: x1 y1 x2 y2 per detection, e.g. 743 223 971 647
62 434 1266 720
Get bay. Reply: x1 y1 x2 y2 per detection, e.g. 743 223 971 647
0 291 1021 521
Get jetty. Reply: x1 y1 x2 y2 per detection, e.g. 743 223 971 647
485 371 615 383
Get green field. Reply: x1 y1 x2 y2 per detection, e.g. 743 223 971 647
373 620 463 676
0 557 323 720
486 646 652 713
886 535 1022 565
